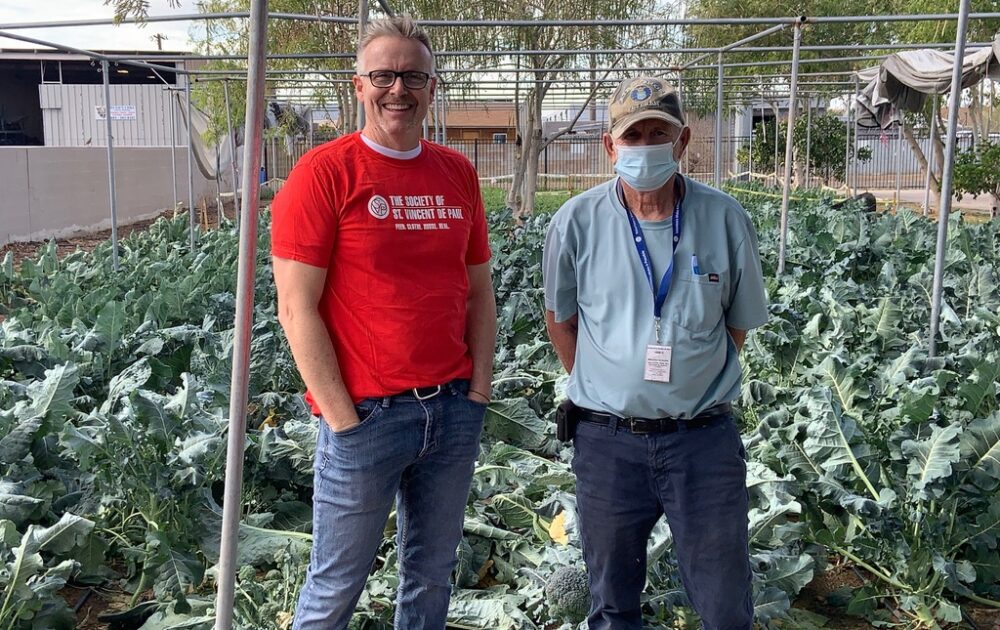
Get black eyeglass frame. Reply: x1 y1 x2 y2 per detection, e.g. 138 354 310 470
360 70 434 89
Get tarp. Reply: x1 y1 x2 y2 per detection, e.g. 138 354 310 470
855 36 1000 128
174 90 234 180
172 94 311 180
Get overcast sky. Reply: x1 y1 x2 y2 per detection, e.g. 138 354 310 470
0 0 196 52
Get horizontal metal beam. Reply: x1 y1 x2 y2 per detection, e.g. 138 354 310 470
684 53 888 70
682 22 791 69
198 75 857 92
0 29 191 75
189 67 865 82
0 12 357 30
414 12 1000 26
97 40 993 64
2 11 998 30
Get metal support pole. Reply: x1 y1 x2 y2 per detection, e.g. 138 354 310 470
748 84 757 178
679 72 690 175
844 87 852 193
271 136 278 180
805 95 812 188
974 83 982 150
852 74 859 196
214 0 268 627
168 88 178 212
923 95 938 216
223 79 240 227
186 80 196 249
433 82 441 141
894 120 903 207
773 108 780 186
307 106 314 147
101 60 120 272
356 0 368 130
989 77 995 138
441 86 448 145
777 19 804 276
928 0 971 357
215 144 224 226
715 52 724 187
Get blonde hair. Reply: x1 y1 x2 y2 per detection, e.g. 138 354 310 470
356 16 435 74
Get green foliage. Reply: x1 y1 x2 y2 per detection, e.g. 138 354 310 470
739 114 872 184
4 187 1000 628
953 141 1000 212
737 190 1000 625
0 514 93 630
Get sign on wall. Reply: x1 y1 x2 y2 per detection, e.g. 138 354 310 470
95 105 138 121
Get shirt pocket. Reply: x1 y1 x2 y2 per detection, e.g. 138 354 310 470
671 275 725 336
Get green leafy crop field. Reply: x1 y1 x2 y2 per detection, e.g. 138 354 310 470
1 188 999 629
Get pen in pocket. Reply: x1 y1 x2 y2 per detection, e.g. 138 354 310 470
691 254 701 275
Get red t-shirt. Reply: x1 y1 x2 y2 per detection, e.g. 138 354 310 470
270 133 491 413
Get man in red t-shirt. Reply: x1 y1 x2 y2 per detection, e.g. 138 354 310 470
270 16 496 630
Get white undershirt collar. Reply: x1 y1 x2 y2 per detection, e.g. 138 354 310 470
360 133 422 160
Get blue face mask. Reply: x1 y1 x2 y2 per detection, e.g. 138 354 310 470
613 143 679 192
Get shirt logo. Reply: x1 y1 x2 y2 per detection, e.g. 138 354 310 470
368 195 390 220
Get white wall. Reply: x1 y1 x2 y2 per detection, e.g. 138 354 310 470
40 84 181 148
0 146 223 245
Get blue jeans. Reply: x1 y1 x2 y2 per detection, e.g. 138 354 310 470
293 380 486 630
572 414 753 630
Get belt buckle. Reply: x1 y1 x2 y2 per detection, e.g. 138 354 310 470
412 385 442 401
627 417 654 434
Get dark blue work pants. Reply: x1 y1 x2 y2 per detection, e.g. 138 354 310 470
572 414 753 630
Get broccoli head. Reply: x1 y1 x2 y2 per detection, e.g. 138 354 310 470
544 566 591 623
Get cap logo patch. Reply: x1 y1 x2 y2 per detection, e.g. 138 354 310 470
631 86 652 102
368 195 390 220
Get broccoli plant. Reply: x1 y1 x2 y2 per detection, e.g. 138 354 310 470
544 566 591 624
953 141 1000 217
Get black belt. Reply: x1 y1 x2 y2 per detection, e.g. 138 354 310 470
575 402 732 435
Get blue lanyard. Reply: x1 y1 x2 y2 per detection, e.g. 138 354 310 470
621 178 683 332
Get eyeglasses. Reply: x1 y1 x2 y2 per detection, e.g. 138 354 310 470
361 70 432 89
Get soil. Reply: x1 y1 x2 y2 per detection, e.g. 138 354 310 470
0 200 247 270
57 584 133 630
792 561 1000 629
792 562 872 628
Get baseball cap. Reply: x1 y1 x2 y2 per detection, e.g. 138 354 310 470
608 76 686 139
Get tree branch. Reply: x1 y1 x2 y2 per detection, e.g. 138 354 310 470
540 62 620 149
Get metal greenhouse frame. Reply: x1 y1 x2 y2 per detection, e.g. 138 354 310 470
1 3 996 626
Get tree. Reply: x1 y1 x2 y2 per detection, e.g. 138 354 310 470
739 113 871 187
108 0 366 141
953 141 1000 218
106 0 182 22
196 0 365 138
683 0 1000 207
395 0 669 215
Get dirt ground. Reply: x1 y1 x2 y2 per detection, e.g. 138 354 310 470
56 584 134 630
60 568 998 630
791 562 1000 629
0 201 243 270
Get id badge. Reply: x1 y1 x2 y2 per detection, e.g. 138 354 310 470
644 345 672 383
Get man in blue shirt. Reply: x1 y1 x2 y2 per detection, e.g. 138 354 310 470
542 76 769 630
